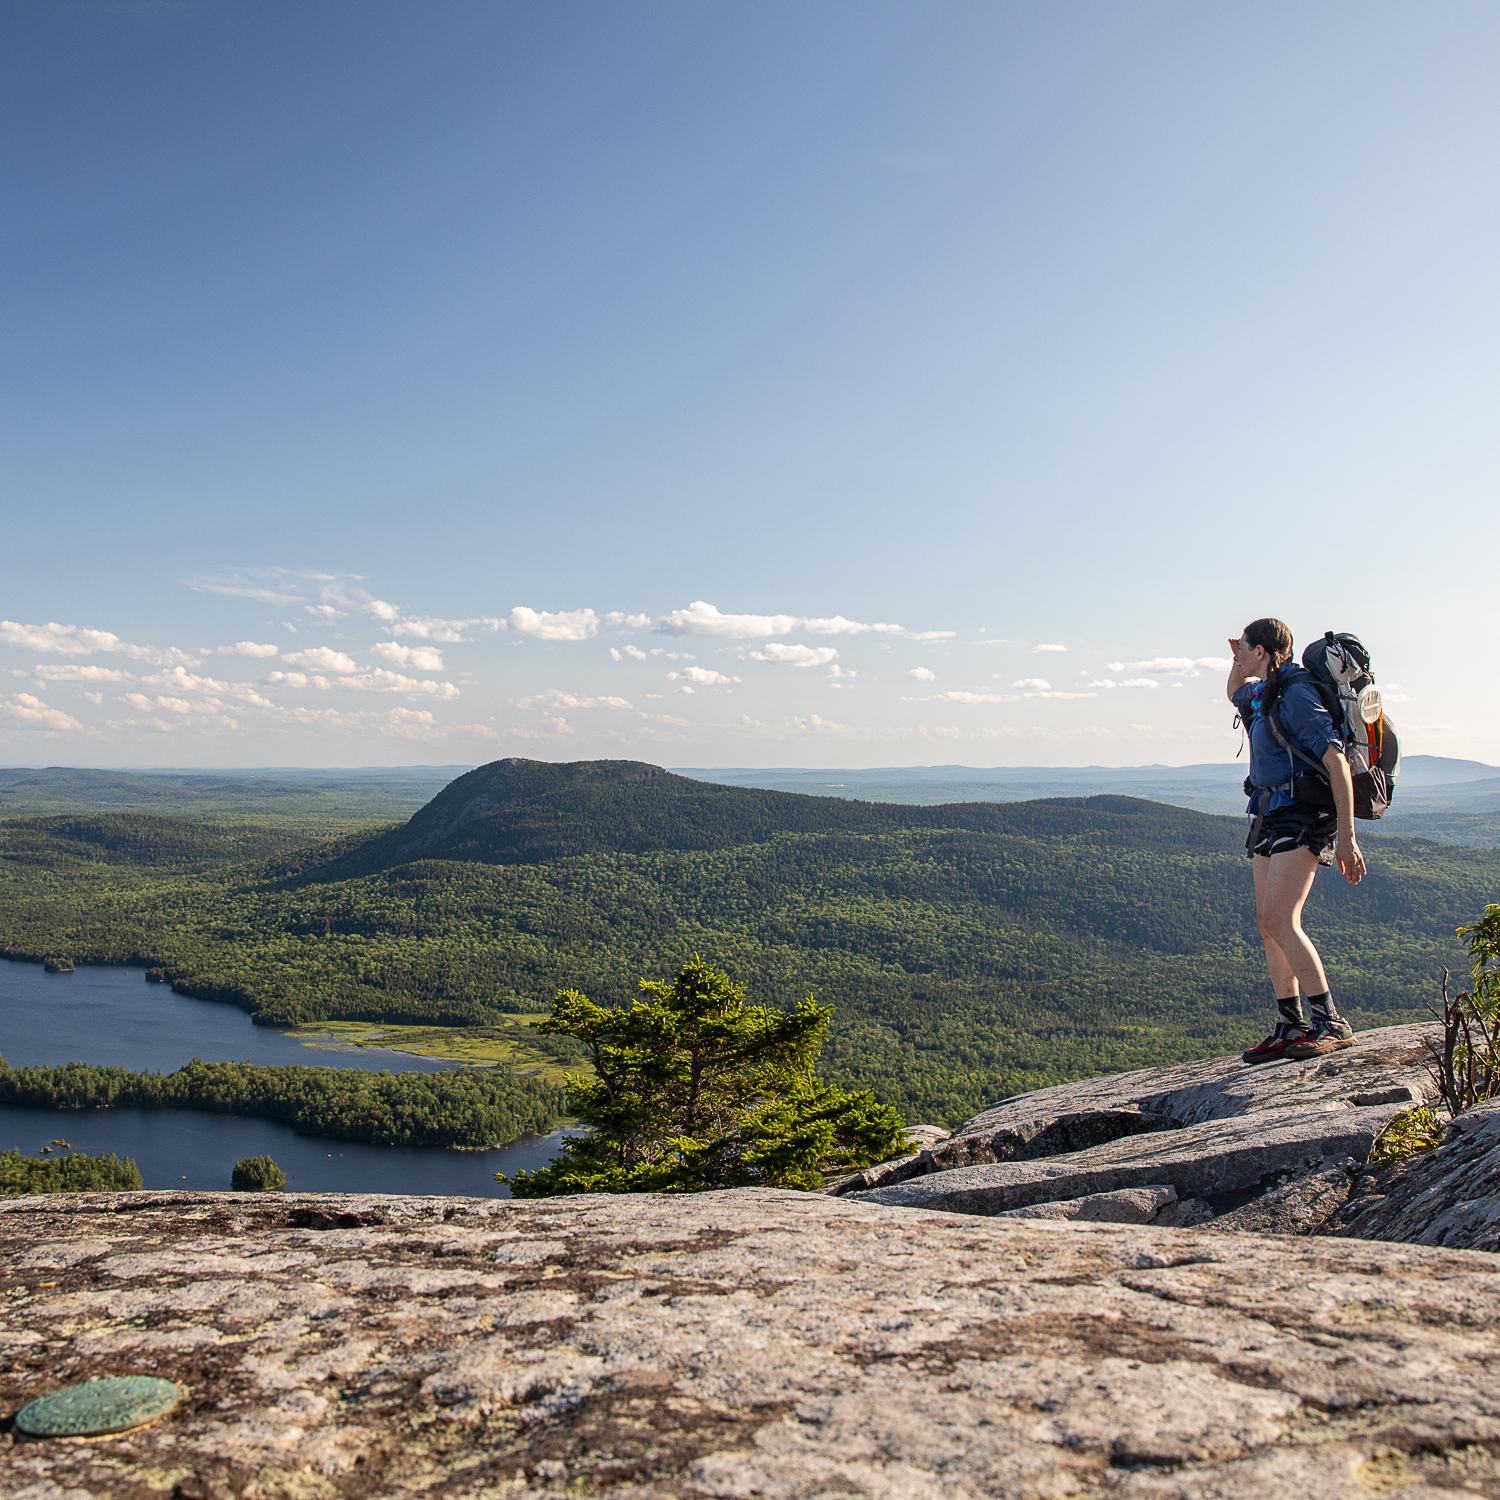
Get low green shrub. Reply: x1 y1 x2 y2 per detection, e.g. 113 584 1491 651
1370 1105 1444 1163
231 1155 286 1191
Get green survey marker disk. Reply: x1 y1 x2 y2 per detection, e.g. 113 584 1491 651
14 1376 182 1438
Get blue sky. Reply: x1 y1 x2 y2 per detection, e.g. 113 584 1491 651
2 1 1496 768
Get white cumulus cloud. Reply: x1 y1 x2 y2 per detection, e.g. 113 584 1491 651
266 671 309 688
661 602 803 638
1006 676 1098 699
749 643 839 667
1 622 124 656
338 670 460 698
283 647 360 673
604 612 653 628
801 615 904 636
518 689 633 710
937 691 1020 704
1087 677 1162 690
34 665 131 683
142 666 229 694
220 641 280 658
509 607 599 641
370 642 445 671
5 693 82 730
385 613 502 641
907 667 936 681
682 667 738 685
1106 656 1230 676
0 620 194 665
657 600 948 641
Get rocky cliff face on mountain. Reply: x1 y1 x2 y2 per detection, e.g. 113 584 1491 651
10 1024 1500 1499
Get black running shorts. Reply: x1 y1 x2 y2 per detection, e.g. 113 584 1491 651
1247 803 1337 862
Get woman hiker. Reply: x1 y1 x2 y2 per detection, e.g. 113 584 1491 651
1227 617 1364 1064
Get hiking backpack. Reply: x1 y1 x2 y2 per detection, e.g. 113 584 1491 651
1265 631 1401 820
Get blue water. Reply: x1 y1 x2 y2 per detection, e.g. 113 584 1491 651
0 959 581 1196
0 958 460 1074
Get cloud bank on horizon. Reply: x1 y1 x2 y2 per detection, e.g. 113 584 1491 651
0 569 1330 767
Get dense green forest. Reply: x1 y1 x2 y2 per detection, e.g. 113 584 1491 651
0 1054 560 1148
0 1147 142 1195
2 757 1494 1126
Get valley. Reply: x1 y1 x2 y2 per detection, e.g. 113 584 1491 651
3 757 1495 1128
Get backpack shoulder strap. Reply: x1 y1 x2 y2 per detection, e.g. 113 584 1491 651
1266 700 1331 777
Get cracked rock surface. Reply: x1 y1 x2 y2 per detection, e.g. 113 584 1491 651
5 1187 1500 1498
849 1024 1436 1217
1329 1097 1500 1251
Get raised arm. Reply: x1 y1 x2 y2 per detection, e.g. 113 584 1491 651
1226 635 1264 703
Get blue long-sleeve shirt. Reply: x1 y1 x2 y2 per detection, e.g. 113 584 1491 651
1233 668 1344 813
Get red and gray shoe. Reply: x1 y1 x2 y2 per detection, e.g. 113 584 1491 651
1286 1019 1356 1059
1241 1029 1309 1065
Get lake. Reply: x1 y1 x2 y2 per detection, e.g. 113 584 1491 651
0 958 581 1196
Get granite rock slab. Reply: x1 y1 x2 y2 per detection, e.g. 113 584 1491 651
995 1184 1177 1224
1330 1096 1500 1252
851 1101 1404 1216
1208 1158 1356 1235
7 1188 1500 1498
843 1023 1437 1200
955 1022 1436 1133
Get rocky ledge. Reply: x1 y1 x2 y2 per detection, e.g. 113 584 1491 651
11 1022 1500 1498
838 1022 1441 1234
7 1187 1500 1498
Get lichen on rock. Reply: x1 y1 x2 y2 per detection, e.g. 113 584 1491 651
6 1185 1500 1497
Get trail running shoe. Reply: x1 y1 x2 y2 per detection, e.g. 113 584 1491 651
1285 1019 1357 1059
1241 1030 1309 1065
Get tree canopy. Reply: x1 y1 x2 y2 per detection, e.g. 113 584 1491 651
4 778 1494 1125
0 1147 141 1195
0 1054 559 1149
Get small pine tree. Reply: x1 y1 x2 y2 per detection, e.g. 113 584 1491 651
501 957 910 1196
231 1155 286 1192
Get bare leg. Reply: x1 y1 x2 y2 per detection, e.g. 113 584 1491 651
1255 847 1329 996
1251 854 1300 999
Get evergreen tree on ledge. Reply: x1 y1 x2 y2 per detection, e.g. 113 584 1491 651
503 958 910 1196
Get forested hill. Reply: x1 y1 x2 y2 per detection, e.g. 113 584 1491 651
5 759 1498 1125
291 755 1221 878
